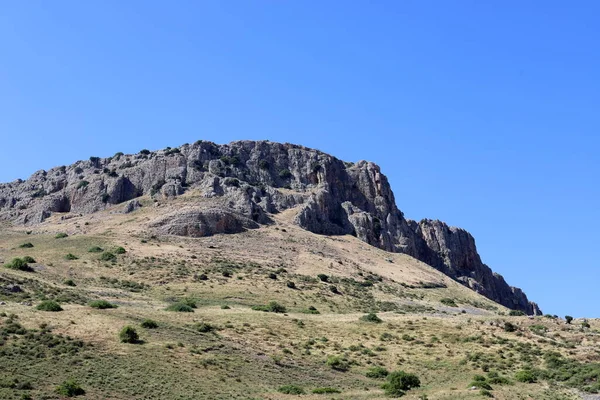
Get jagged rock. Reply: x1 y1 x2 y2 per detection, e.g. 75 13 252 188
0 140 541 314
122 199 142 214
149 207 259 237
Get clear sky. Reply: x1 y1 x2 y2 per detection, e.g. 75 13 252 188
1 1 598 317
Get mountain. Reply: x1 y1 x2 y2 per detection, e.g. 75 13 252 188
0 140 540 314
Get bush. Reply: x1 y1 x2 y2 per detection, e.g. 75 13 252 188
515 369 536 383
268 272 277 280
140 149 151 155
166 303 194 312
504 322 517 332
119 326 139 344
326 355 350 371
55 232 69 239
64 279 76 287
258 159 269 169
382 371 421 397
565 315 573 324
480 389 493 397
19 243 34 248
440 298 458 307
56 379 85 397
286 281 296 289
37 300 63 312
141 319 158 329
278 169 292 179
302 306 320 314
195 322 215 333
89 300 118 309
468 380 492 390
277 385 305 395
509 310 525 316
5 258 33 272
196 273 208 281
312 387 340 394
317 274 329 282
22 256 36 263
65 253 79 260
360 313 383 323
252 301 287 313
100 252 116 262
366 366 389 379
330 285 340 294
114 246 126 254
88 246 103 253
221 305 231 310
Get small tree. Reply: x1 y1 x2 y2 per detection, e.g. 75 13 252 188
119 326 139 343
565 315 573 324
383 371 421 397
37 300 63 312
56 379 85 397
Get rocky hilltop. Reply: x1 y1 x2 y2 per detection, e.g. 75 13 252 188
0 140 541 314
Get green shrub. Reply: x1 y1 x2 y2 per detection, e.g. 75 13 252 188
22 256 36 263
326 355 350 371
317 274 329 282
509 310 525 316
515 369 536 383
4 258 33 272
65 253 79 260
312 387 340 394
366 366 389 379
480 389 493 397
440 298 458 307
100 252 116 261
89 300 118 309
195 322 215 333
114 246 126 254
252 301 286 313
277 385 305 395
56 379 85 397
77 181 89 189
55 232 69 239
88 246 103 253
286 281 296 289
486 371 510 385
360 313 383 323
302 306 320 314
141 319 158 329
504 322 517 332
119 325 139 344
19 242 34 248
64 279 77 287
221 305 231 310
565 315 573 324
36 300 63 312
468 380 492 390
166 303 194 312
278 169 292 179
382 371 421 397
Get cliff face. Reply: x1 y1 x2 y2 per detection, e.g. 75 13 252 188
0 140 541 314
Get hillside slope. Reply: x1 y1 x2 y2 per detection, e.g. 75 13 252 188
0 140 539 314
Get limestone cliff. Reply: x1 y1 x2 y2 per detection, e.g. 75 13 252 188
0 140 541 314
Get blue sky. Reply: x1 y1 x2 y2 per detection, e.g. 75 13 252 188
1 1 598 317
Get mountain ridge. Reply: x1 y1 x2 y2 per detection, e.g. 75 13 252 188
0 139 541 314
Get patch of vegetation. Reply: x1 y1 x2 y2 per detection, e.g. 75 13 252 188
119 326 140 344
22 256 36 263
64 253 79 260
4 258 34 272
56 379 85 397
366 366 389 379
360 313 383 323
166 303 195 312
99 252 116 262
89 300 118 309
301 306 320 314
55 232 69 239
317 273 329 282
88 246 104 253
440 298 458 307
382 371 421 397
19 243 34 248
36 300 63 312
326 355 350 371
312 387 341 394
515 369 536 383
509 310 525 316
252 301 287 313
277 385 305 395
141 319 159 329
195 322 215 333
114 246 126 254
278 169 292 179
64 279 76 287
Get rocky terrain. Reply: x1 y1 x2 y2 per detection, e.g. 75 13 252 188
0 140 539 314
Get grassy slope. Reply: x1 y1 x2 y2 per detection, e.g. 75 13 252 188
0 196 595 399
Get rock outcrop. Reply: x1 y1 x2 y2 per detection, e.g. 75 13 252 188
0 140 541 314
